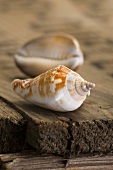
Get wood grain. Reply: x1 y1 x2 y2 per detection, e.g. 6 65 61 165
1 151 113 170
0 0 113 167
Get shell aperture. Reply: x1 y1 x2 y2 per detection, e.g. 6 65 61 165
14 33 84 77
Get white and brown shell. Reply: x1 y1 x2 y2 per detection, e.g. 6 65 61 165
15 33 84 77
12 65 95 112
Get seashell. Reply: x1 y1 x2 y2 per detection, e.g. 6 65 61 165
15 33 84 77
12 65 95 112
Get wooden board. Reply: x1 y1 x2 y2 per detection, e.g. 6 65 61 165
0 96 26 153
1 150 113 170
0 0 113 163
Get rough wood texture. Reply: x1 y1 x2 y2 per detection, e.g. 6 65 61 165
0 96 26 153
0 0 113 159
1 150 113 170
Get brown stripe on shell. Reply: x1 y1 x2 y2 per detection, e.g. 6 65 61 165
12 80 22 91
68 88 76 96
60 99 63 105
38 73 53 97
56 65 71 74
23 86 33 99
37 65 71 97
12 79 34 99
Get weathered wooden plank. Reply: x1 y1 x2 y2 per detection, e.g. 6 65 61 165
0 78 70 155
1 151 113 170
0 96 26 153
0 0 113 157
0 70 113 155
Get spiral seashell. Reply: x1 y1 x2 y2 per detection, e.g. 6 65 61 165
14 33 84 77
12 65 95 112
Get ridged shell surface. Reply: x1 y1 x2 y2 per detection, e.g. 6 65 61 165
12 65 95 112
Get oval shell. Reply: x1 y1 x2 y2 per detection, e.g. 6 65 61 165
15 33 84 77
12 65 95 112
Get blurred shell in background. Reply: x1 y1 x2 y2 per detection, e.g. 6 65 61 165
14 33 84 77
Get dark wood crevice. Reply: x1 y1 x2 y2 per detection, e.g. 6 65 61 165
70 120 113 155
0 96 26 154
1 95 113 156
0 0 113 169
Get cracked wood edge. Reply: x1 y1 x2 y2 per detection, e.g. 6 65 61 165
0 0 113 156
0 96 26 153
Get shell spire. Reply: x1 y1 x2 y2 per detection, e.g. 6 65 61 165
82 81 95 92
12 65 95 112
